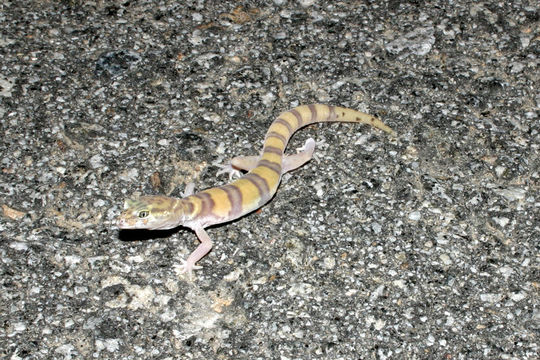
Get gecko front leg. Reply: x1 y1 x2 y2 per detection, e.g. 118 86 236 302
182 182 196 197
176 227 213 279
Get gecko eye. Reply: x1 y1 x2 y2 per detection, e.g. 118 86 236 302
138 210 149 218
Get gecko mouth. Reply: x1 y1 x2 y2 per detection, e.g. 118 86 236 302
117 215 144 229
116 218 134 229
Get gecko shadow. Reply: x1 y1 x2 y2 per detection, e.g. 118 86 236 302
118 227 181 242
117 222 229 242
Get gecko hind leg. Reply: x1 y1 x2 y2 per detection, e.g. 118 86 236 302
217 137 316 177
231 156 259 171
282 138 316 174
216 155 259 179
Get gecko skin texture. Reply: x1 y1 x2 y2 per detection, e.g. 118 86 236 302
117 104 395 277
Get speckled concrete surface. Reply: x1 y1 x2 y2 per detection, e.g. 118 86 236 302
1 1 538 359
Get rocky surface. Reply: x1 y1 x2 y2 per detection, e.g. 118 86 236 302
1 1 538 359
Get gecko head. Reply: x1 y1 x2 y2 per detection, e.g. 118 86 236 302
117 196 182 230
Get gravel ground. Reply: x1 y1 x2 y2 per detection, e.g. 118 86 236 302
1 1 538 359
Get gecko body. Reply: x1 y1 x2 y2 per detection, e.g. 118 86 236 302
117 104 394 276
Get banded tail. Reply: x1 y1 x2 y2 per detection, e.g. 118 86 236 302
217 104 394 219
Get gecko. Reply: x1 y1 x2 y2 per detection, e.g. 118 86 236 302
117 104 394 277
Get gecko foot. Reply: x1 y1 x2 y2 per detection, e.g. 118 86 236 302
174 259 203 280
296 137 316 154
216 162 243 180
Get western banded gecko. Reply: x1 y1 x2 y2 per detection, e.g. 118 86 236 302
117 104 394 277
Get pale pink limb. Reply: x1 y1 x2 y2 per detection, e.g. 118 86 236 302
282 138 316 173
216 155 259 179
231 155 259 171
182 182 196 197
217 137 316 178
177 227 213 279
